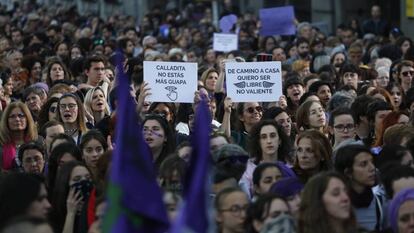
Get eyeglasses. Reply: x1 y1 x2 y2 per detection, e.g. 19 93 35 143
402 71 414 77
49 106 57 113
8 113 25 119
153 110 170 117
220 204 249 216
59 103 77 110
23 156 43 164
245 106 263 114
334 124 355 132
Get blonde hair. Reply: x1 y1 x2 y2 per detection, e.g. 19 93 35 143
292 59 309 73
84 86 110 118
0 102 38 144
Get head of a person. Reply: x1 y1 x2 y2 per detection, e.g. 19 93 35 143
40 120 65 155
148 102 176 126
215 187 249 233
23 86 46 114
350 94 375 126
269 177 304 218
37 96 60 129
262 107 292 137
376 66 390 88
396 36 413 56
83 55 106 86
296 37 310 59
247 194 290 233
366 100 393 134
142 114 175 165
249 120 290 164
388 188 414 233
52 161 93 222
57 93 87 131
381 164 414 200
158 155 187 192
0 102 37 144
83 86 110 116
331 51 347 68
18 141 45 174
79 129 108 169
329 107 356 146
298 171 356 232
200 67 219 92
210 130 230 155
295 100 326 132
387 83 405 110
253 162 282 196
236 102 263 131
308 81 333 108
0 173 51 226
21 55 43 81
213 144 249 182
397 60 414 87
340 27 355 47
46 57 71 86
283 75 305 104
294 130 333 173
6 48 23 70
334 144 376 191
340 63 360 90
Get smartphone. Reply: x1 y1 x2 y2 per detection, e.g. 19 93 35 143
256 53 273 62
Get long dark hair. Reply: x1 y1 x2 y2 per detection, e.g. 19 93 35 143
50 161 90 233
298 171 357 233
0 173 45 227
248 120 291 164
37 97 60 130
142 114 176 169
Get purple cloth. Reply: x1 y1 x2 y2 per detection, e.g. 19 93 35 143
259 6 296 36
220 14 237 33
170 98 212 233
388 188 414 233
269 177 304 198
103 51 169 233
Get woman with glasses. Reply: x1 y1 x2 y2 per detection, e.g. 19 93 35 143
56 93 88 145
37 97 60 130
396 60 414 93
142 114 176 170
0 102 38 172
50 160 96 233
221 99 263 150
79 130 108 180
247 193 291 233
83 86 111 127
328 107 356 149
298 171 361 233
293 130 333 184
215 187 249 233
148 102 176 129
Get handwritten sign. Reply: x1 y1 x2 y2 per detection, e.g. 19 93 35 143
225 62 282 102
213 33 238 52
144 61 197 103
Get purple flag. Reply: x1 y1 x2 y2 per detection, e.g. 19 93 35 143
220 14 237 33
259 6 296 36
170 99 213 233
103 51 170 233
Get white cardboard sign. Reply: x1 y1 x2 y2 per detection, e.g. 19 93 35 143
144 61 197 103
213 33 238 52
225 62 282 102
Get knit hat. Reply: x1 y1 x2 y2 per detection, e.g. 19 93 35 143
213 144 249 163
269 177 304 198
388 188 414 233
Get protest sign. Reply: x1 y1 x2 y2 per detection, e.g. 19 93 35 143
225 62 282 102
144 61 197 103
259 6 296 36
213 33 238 52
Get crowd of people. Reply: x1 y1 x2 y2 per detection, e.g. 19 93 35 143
1 1 414 233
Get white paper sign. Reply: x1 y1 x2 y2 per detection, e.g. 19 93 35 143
144 61 197 103
213 33 238 52
225 62 282 102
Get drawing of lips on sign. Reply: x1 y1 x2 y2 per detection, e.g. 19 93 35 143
165 86 178 101
233 81 275 88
